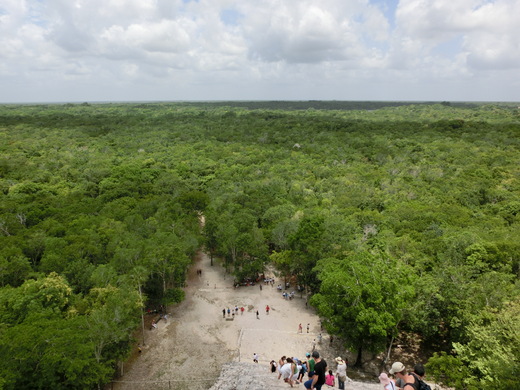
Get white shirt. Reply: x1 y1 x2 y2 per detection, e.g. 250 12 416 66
336 363 347 378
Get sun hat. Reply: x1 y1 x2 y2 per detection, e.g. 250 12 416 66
379 373 391 385
335 357 345 364
389 362 406 375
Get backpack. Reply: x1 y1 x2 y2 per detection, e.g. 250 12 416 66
410 373 431 390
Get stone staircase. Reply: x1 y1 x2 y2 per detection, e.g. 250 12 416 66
208 361 385 390
209 362 295 390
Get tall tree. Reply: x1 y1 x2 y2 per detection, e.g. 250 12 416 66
311 252 414 366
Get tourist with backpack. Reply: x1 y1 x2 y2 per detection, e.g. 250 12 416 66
389 362 431 390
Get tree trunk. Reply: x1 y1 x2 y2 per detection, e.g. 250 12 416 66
383 335 394 370
354 344 363 367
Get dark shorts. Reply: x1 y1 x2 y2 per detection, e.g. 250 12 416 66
304 380 323 390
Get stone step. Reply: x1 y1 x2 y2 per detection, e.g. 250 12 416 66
209 362 295 390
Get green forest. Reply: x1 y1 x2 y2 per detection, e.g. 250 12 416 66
0 102 519 389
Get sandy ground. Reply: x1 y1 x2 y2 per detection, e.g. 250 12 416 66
111 251 379 390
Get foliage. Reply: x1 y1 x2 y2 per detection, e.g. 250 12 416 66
427 299 520 390
1 101 519 386
451 300 519 389
311 252 414 364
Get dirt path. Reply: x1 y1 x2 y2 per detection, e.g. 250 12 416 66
111 251 366 390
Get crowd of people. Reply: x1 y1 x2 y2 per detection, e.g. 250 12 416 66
269 352 430 390
221 275 430 390
270 351 350 390
378 361 431 390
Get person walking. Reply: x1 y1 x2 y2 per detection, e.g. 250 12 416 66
304 351 327 390
256 310 260 319
278 356 287 380
389 362 418 390
335 357 348 390
307 323 310 333
298 323 303 333
253 353 259 363
266 305 270 315
306 353 315 378
280 358 294 386
325 370 335 387
298 359 308 382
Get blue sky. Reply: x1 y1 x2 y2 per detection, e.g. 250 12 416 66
0 0 518 103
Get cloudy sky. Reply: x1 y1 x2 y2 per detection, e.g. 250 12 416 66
1 0 519 103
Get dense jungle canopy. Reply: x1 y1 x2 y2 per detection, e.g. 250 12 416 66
0 101 519 389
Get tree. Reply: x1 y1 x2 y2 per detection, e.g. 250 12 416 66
0 314 114 390
84 285 141 367
288 215 329 292
270 250 293 286
452 300 520 389
0 273 116 389
0 244 32 287
311 251 414 366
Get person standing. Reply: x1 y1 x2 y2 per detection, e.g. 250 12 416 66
307 323 310 333
256 310 260 319
298 323 303 333
222 309 225 318
335 357 348 390
266 305 270 315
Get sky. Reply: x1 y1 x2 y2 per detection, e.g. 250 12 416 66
1 0 519 103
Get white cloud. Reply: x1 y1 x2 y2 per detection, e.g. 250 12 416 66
0 0 518 102
395 0 520 70
99 19 193 56
240 0 387 64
